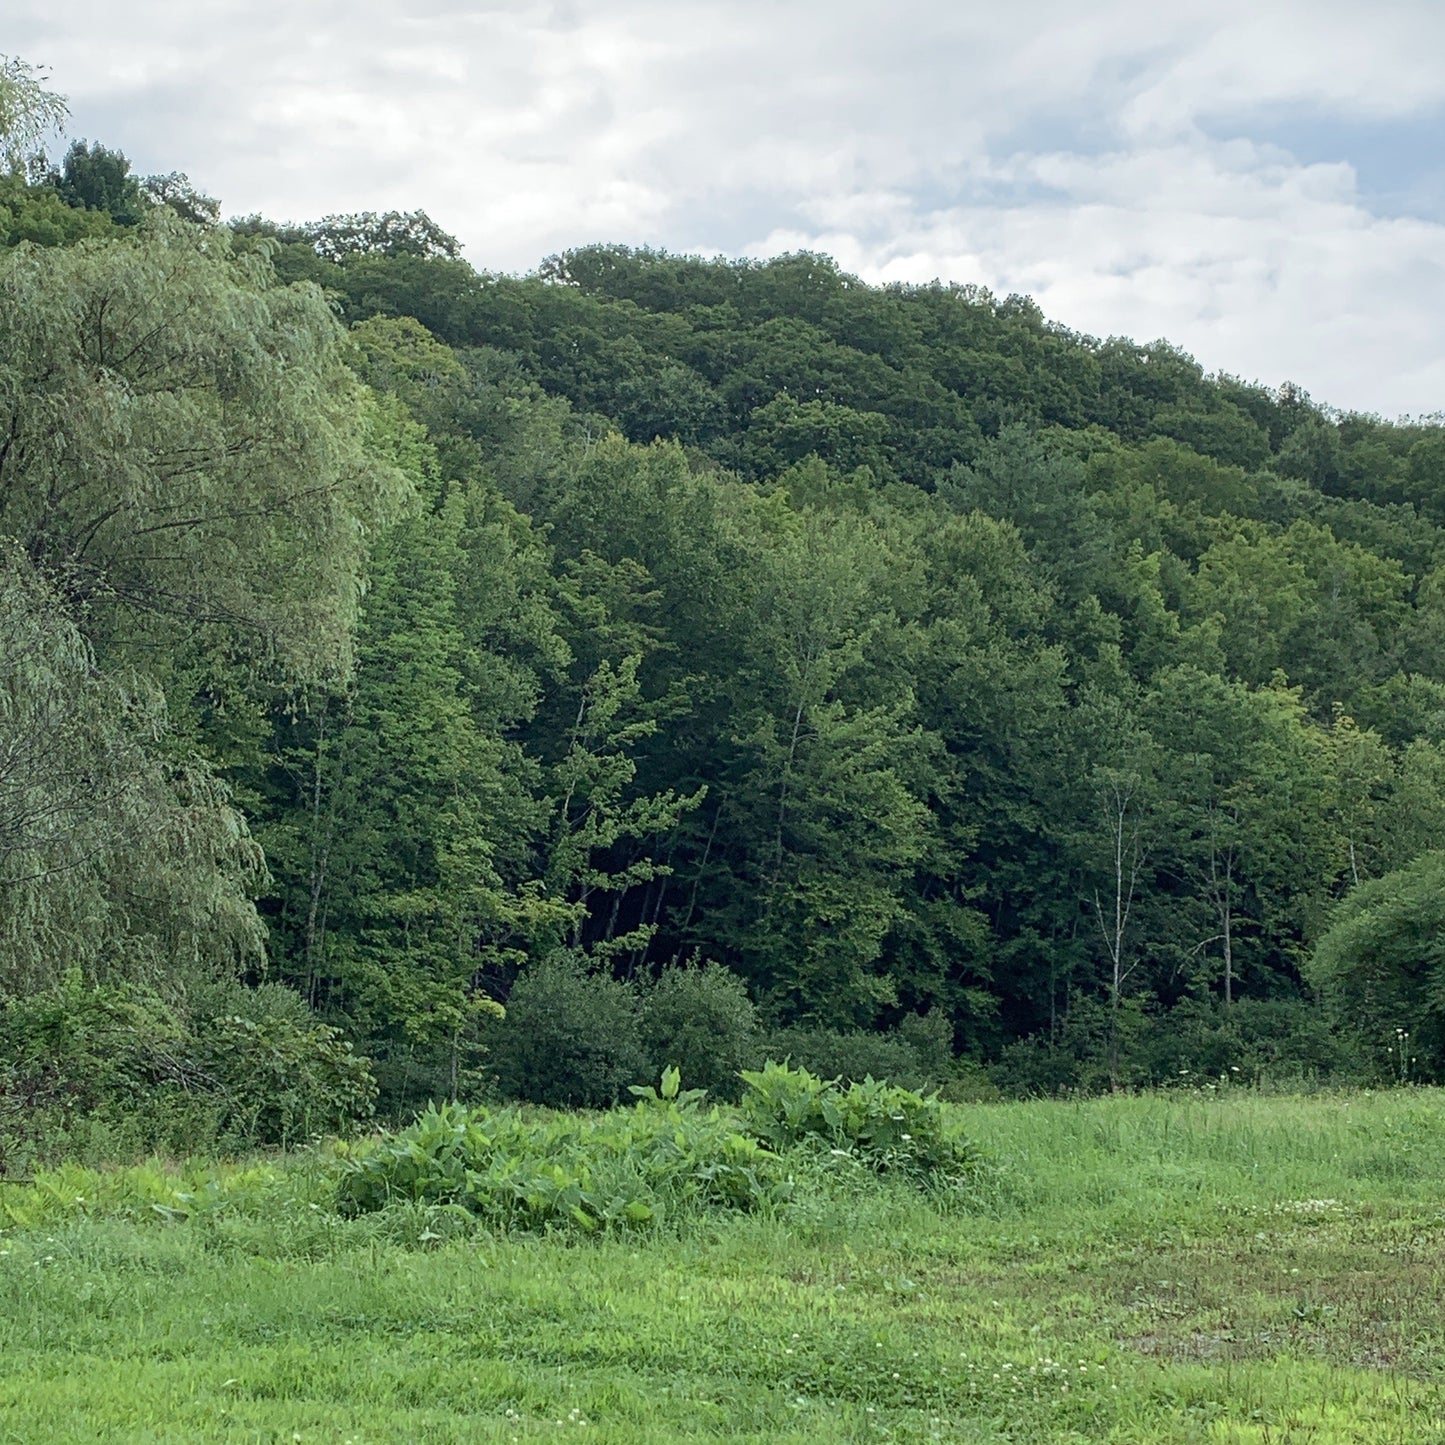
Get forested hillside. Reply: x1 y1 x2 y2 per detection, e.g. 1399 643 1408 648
5 56 1445 1155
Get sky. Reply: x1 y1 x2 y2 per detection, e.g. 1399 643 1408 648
9 1 1444 418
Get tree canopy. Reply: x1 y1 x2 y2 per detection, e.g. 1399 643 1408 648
3 98 1445 1111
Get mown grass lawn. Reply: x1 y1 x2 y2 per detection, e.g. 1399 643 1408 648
4 1089 1445 1442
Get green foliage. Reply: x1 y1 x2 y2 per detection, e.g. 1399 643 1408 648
757 1009 958 1093
489 954 648 1109
336 1059 979 1236
0 548 265 995
0 55 66 170
0 212 410 684
335 1091 789 1232
991 994 1365 1096
138 172 219 226
737 1060 980 1180
0 975 201 1172
0 975 375 1171
9 108 1445 1129
245 210 462 262
639 961 758 1098
0 171 114 246
191 981 377 1146
1309 852 1445 1079
46 140 144 223
897 1007 956 1077
210 234 1445 1091
759 1024 932 1089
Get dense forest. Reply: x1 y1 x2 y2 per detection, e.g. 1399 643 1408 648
4 58 1445 1159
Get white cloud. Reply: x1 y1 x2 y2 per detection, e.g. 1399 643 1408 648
754 140 1445 417
7 0 1444 415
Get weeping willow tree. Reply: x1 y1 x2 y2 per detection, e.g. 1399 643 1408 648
0 193 411 997
0 210 409 685
0 548 266 994
0 55 67 172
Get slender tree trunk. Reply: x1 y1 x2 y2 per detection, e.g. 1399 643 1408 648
682 803 722 931
1092 775 1144 1090
774 693 808 882
1207 821 1236 1006
303 713 332 1006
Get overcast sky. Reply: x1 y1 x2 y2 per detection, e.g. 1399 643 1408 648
10 1 1444 418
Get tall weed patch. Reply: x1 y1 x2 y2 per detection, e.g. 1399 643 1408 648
739 1060 981 1181
337 1063 984 1237
336 1069 789 1233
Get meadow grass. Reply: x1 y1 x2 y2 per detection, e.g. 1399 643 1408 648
3 1087 1445 1442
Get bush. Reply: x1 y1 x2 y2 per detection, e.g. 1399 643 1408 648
1308 852 1445 1080
990 992 1368 1097
989 994 1153 1096
490 953 648 1109
335 1062 983 1236
738 1061 982 1182
897 1008 956 1078
758 1025 929 1089
640 962 757 1099
1133 996 1364 1087
336 1071 789 1233
0 977 210 1172
0 975 376 1170
192 981 377 1146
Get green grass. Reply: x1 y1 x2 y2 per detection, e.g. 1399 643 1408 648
5 1088 1445 1442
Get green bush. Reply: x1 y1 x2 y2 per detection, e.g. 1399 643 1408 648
641 962 757 1099
989 995 1154 1096
0 976 376 1170
737 1061 981 1182
336 1062 983 1236
490 953 648 1109
193 981 377 1146
1308 852 1445 1080
0 977 211 1172
1134 996 1363 1086
336 1070 789 1233
897 1009 956 1079
990 992 1367 1097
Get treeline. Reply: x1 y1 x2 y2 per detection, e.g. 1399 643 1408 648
4 67 1445 1158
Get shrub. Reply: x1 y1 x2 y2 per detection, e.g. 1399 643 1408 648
641 962 757 1099
737 1061 982 1182
336 1070 789 1233
335 1062 983 1236
989 995 1154 1096
990 992 1367 1097
490 953 647 1109
897 1008 956 1079
0 974 188 1106
1308 852 1445 1080
0 975 376 1170
193 981 377 1146
0 977 210 1172
1134 996 1363 1087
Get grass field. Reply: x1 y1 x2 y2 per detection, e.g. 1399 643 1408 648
4 1088 1445 1443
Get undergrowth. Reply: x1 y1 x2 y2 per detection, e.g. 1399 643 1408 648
335 1063 982 1235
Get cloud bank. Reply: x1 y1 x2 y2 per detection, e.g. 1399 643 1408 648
9 0 1444 416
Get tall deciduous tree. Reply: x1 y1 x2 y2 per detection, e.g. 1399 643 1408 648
0 204 408 1010
724 503 931 1024
1147 667 1330 1004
